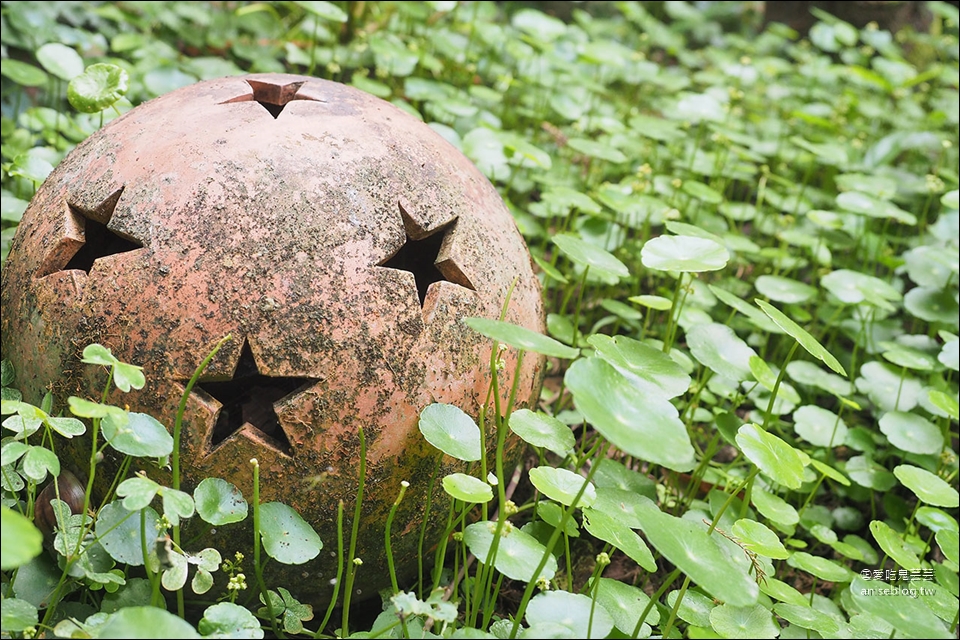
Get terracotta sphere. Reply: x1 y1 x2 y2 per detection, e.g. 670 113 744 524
1 74 545 606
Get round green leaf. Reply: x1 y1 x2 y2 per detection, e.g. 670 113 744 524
68 63 129 114
773 603 841 636
837 191 916 224
565 357 695 471
102 411 173 458
791 135 848 166
870 520 921 570
629 294 673 310
21 445 59 482
667 589 715 627
894 465 959 507
512 8 567 40
509 409 575 457
759 579 808 606
532 255 568 284
736 423 805 490
97 501 161 566
845 455 897 491
463 521 556 583
927 388 959 420
709 603 779 639
112 362 146 393
294 0 348 22
418 403 482 462
462 317 579 359
530 591 614 638
552 234 629 283
752 487 799 527
258 502 322 565
882 345 939 371
641 235 730 272
793 405 848 448
787 551 855 583
681 180 724 204
46 416 85 438
582 507 656 571
194 478 248 526
731 519 788 559
916 506 959 533
161 488 195 527
820 269 901 308
936 529 959 565
588 334 691 399
97 606 201 639
904 286 959 323
755 275 817 304
755 299 846 376
903 245 957 289
11 152 54 185
879 411 943 455
809 459 850 486
528 467 596 508
0 60 48 86
633 500 759 607
535 501 579 537
595 578 659 635
36 43 84 80
686 323 757 382
566 137 627 163
850 576 953 639
938 339 958 371
198 602 264 639
673 92 725 123
0 598 38 633
0 506 44 570
117 476 160 511
942 189 959 208
442 473 493 503
855 361 923 413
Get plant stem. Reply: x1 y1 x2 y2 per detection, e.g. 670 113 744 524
341 426 367 637
251 458 283 639
172 333 231 617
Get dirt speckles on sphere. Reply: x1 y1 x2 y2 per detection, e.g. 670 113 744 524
0 74 545 607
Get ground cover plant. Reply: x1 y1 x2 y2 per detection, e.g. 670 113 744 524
1 1 958 638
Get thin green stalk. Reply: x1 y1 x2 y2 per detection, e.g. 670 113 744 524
341 426 367 637
251 458 283 639
173 334 232 492
632 567 682 638
509 447 608 639
418 455 442 597
385 480 410 594
172 334 231 617
709 468 759 535
141 508 161 606
661 574 692 638
314 500 345 638
761 341 799 432
477 351 528 629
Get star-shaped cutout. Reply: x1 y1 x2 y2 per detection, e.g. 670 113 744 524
379 204 475 307
37 189 145 278
220 79 320 119
196 340 316 455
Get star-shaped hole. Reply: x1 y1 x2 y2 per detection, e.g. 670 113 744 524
219 79 320 119
36 188 145 279
379 203 475 307
196 341 315 456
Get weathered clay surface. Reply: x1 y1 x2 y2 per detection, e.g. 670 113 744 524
0 74 545 606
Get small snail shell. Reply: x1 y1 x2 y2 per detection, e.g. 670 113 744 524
34 470 86 538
